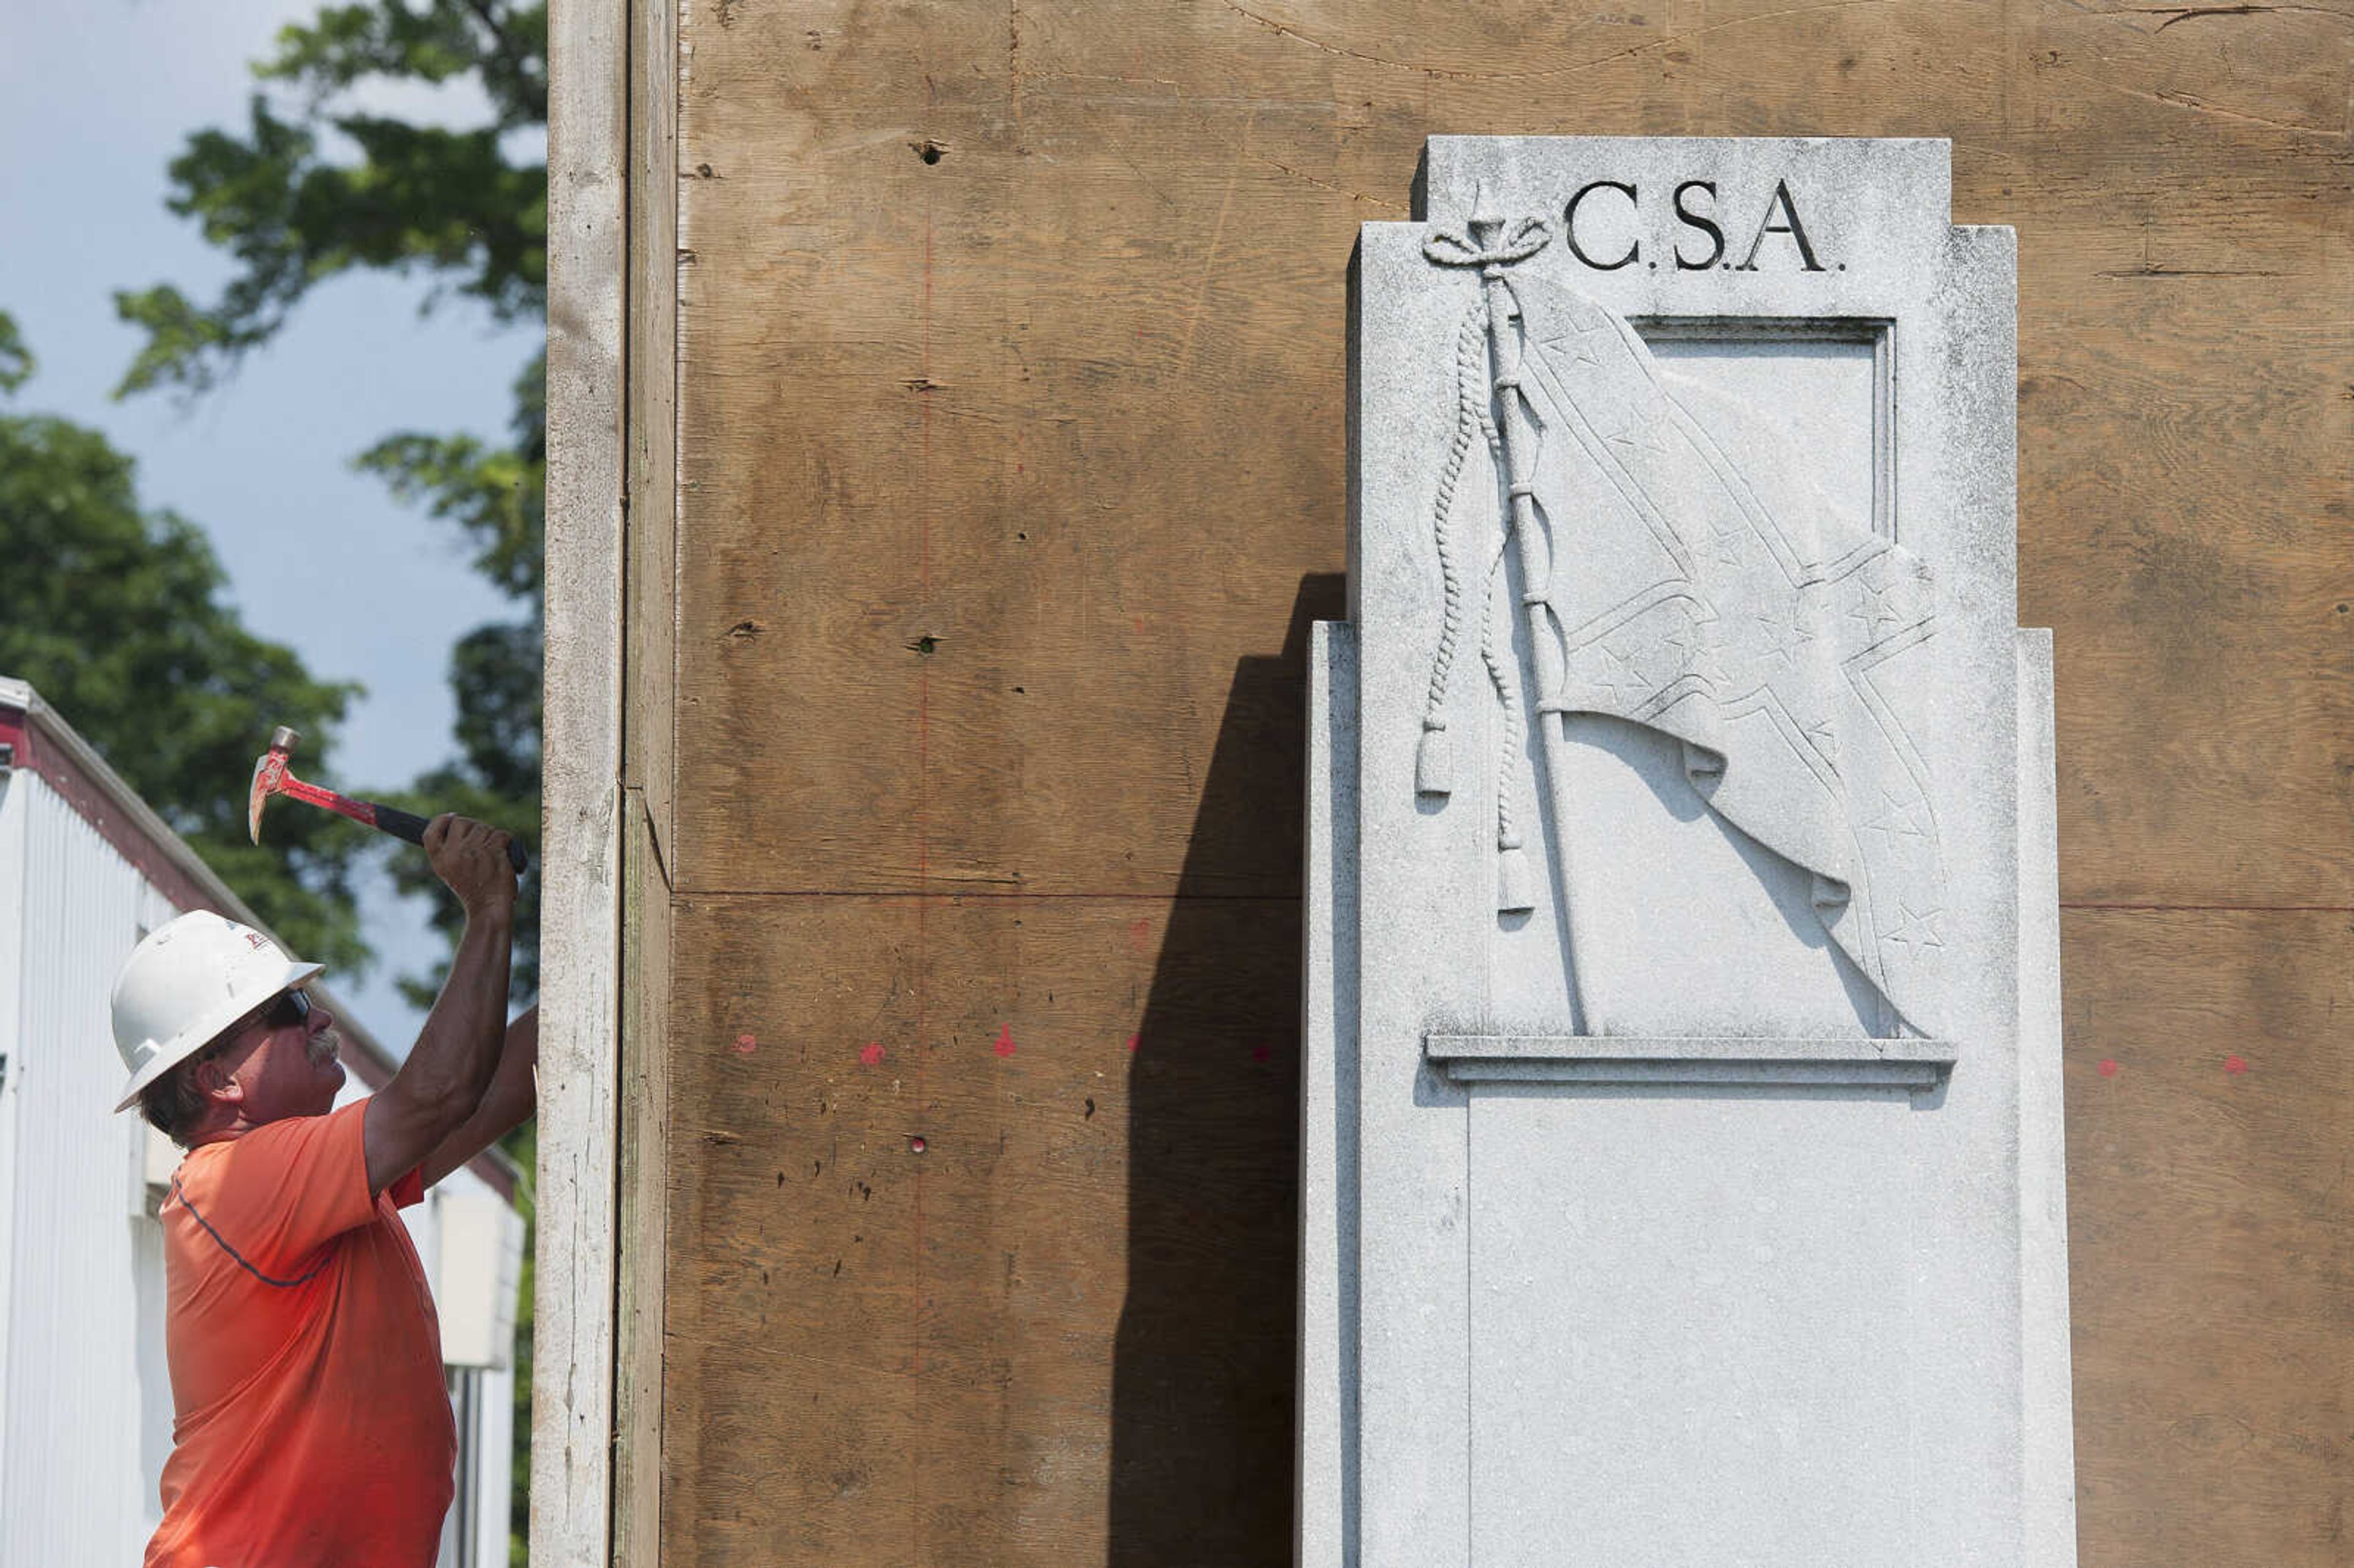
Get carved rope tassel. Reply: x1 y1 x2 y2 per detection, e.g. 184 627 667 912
1423 188 1569 961
1479 537 1535 913
1416 304 1493 796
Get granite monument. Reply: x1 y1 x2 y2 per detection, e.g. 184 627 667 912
1301 137 2075 1566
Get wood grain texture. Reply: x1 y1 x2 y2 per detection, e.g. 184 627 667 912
2060 909 2348 1567
620 2 2353 1562
659 891 1301 1565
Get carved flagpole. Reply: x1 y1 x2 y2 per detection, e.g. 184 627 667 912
1424 186 1590 1026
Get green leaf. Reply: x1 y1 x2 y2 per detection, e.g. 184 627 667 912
0 312 34 395
354 352 545 597
115 83 544 401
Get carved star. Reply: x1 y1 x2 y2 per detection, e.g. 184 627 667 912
1861 786 1931 845
1688 641 1736 695
1606 419 1674 460
1867 574 1915 636
1595 641 1650 699
1843 585 1881 639
1636 644 1681 693
1750 592 1807 672
1705 519 1748 573
1789 604 1821 658
1542 332 1603 369
1881 901 1946 953
1541 310 1617 370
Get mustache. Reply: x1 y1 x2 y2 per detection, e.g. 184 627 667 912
305 1029 341 1065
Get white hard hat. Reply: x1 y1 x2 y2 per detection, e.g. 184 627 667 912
110 910 322 1114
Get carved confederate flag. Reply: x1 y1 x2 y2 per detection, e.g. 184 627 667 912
1511 278 1949 1036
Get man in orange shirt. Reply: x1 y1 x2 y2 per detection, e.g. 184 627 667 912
110 815 536 1568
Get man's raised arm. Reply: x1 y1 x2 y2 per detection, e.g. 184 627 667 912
420 1004 537 1190
364 815 517 1196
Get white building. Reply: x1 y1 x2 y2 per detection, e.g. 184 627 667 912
0 677 527 1568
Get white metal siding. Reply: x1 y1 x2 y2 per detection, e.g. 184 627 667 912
0 770 173 1567
0 769 25 1542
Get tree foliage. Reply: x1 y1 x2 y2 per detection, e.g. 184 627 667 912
117 0 549 1010
0 315 371 971
114 2 546 403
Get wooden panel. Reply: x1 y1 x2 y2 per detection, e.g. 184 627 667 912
661 891 1300 1564
672 1 1396 897
635 2 2353 1563
666 0 2352 904
2061 909 2348 1566
1989 126 2353 907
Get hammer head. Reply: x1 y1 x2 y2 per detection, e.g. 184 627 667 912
248 726 302 845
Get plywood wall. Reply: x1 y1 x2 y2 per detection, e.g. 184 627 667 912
619 3 2349 1562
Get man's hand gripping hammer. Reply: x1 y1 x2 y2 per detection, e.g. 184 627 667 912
248 726 528 873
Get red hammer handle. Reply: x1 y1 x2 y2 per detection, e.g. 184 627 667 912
278 777 528 872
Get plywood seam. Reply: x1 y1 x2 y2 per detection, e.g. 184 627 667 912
622 0 682 877
2060 902 2354 913
614 785 673 1568
656 889 1303 901
614 0 679 1560
638 800 676 895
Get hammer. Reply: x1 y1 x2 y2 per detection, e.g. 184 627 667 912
249 726 528 873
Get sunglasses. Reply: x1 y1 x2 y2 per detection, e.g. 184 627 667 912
197 988 316 1067
250 988 313 1033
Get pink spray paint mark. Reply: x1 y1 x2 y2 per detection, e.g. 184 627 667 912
2224 1054 2249 1075
1126 1032 1141 1055
1252 1043 1271 1063
732 1033 758 1055
2096 1059 2119 1078
994 1024 1017 1058
1127 916 1152 954
859 1041 886 1067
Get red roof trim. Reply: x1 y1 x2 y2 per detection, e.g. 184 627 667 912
0 711 225 918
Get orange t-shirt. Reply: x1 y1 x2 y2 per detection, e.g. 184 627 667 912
146 1098 457 1568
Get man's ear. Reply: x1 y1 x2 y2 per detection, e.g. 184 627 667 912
192 1055 244 1105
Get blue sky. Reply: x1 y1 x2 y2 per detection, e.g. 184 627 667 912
0 2 545 1048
